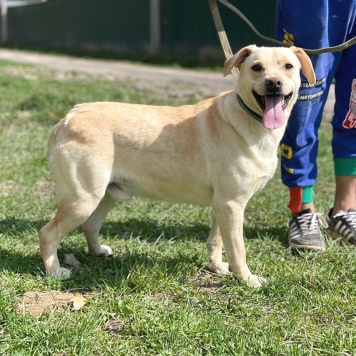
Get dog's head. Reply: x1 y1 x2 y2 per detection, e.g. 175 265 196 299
224 45 315 129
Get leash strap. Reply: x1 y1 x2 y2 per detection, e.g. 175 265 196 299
208 0 239 80
210 0 356 57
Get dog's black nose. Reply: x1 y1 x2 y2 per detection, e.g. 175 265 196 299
265 78 283 92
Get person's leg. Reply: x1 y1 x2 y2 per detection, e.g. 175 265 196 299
276 0 336 208
334 176 356 213
275 0 354 250
279 44 334 251
328 17 356 243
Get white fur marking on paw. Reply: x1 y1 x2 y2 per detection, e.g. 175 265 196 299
210 262 230 275
98 245 113 256
247 274 266 288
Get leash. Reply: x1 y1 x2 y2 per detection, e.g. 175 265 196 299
209 0 239 80
209 0 356 77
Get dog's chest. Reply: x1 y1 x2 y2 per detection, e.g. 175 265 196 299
245 139 279 192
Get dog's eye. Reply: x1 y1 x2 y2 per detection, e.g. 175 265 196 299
251 65 262 72
285 63 294 70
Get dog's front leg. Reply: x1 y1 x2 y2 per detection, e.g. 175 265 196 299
213 200 264 288
207 216 230 274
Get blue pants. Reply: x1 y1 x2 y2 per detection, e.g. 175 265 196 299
276 0 356 188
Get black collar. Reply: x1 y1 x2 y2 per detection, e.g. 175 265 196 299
236 94 262 123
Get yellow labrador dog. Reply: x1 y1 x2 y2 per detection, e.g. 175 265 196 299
40 45 315 287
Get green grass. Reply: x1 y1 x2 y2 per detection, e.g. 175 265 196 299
0 60 355 355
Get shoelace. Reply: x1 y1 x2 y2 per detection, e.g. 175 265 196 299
333 210 356 230
296 212 328 235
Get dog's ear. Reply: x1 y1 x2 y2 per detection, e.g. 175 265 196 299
223 45 257 77
291 46 316 85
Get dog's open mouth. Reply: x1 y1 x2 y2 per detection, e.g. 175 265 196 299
253 91 293 111
252 91 293 129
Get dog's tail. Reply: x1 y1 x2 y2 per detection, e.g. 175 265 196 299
47 105 80 162
47 119 64 162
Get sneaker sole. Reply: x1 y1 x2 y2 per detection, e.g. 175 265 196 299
289 242 325 252
328 230 356 246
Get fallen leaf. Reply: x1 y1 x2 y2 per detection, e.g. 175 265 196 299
64 254 81 268
70 295 87 311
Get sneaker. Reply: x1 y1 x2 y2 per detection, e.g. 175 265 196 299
327 208 356 245
288 209 327 251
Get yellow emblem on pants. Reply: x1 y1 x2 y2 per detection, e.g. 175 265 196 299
283 164 294 174
283 29 295 46
280 143 294 174
280 143 293 159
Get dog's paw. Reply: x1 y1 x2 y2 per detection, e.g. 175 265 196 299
97 245 113 257
47 267 71 280
209 262 230 275
247 274 266 288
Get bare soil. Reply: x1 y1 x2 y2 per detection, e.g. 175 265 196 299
0 48 335 117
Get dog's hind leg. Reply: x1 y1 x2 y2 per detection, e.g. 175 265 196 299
40 190 107 279
206 216 230 274
40 158 111 279
82 192 116 257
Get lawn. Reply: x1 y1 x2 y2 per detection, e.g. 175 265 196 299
0 59 355 355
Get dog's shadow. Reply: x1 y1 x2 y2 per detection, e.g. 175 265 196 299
102 217 288 243
0 217 288 283
102 218 210 243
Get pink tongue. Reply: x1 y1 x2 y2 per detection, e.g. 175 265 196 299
262 95 285 129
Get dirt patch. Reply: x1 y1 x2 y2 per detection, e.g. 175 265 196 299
191 269 225 294
0 48 233 98
17 290 87 315
33 180 55 196
104 315 125 334
0 181 23 198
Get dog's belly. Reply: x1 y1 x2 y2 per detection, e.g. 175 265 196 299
107 176 214 205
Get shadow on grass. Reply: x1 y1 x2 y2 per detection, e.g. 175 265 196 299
0 247 44 275
0 217 288 281
102 218 210 243
102 218 288 245
244 225 289 248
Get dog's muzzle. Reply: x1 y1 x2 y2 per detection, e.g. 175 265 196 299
252 91 293 129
